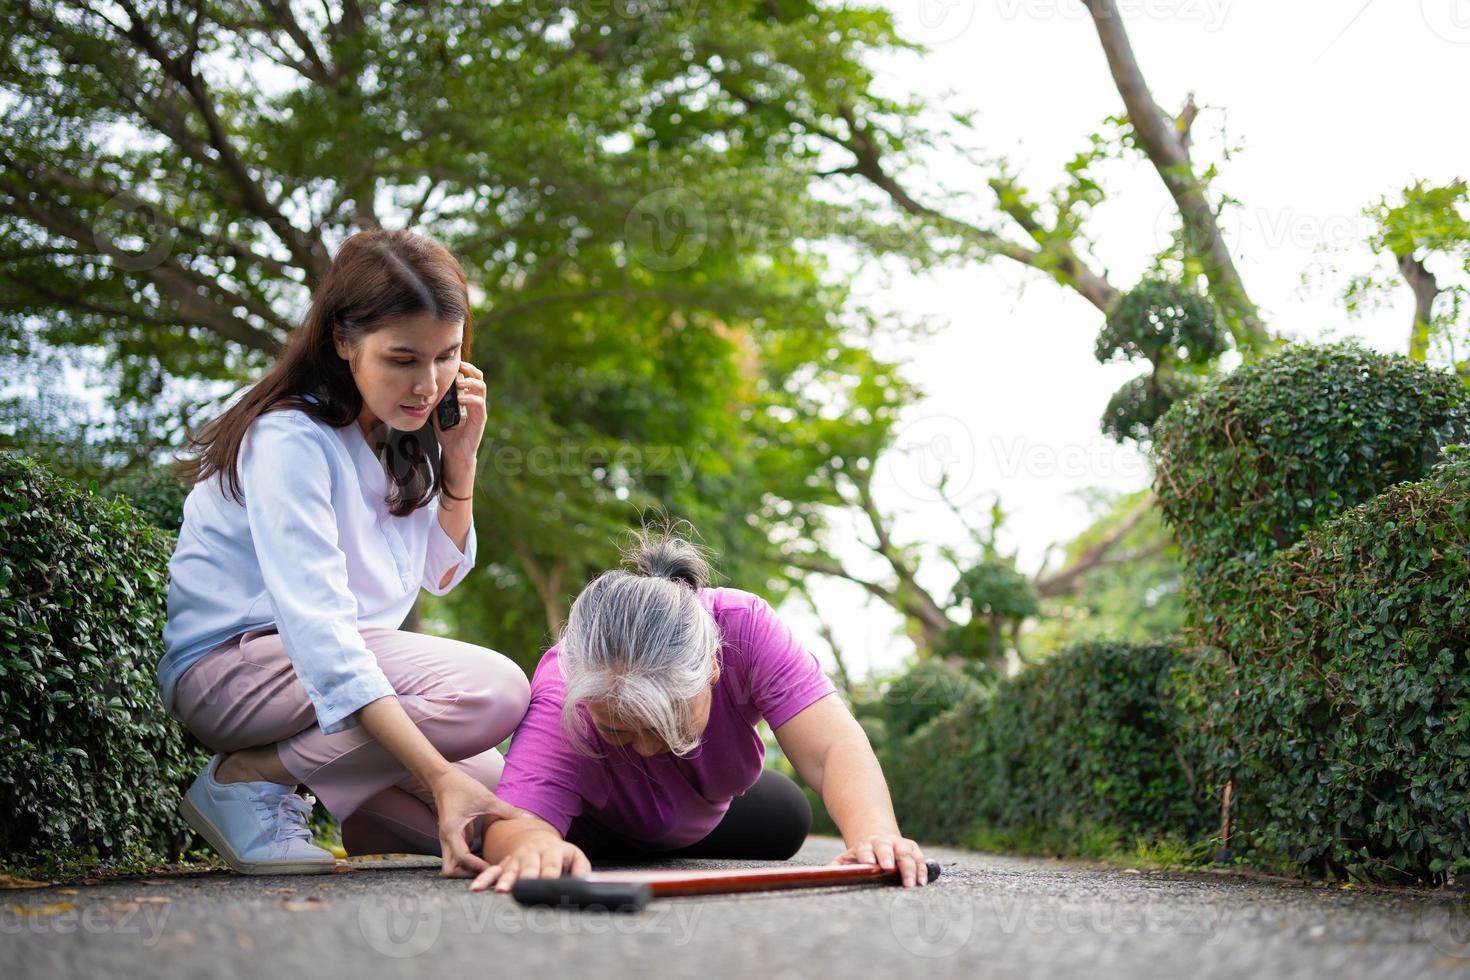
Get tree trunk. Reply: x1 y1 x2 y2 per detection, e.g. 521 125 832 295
1083 0 1270 351
1397 252 1440 361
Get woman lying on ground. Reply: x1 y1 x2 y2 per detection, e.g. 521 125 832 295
160 229 528 877
464 528 930 891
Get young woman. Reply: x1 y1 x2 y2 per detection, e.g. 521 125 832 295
160 229 529 877
469 529 931 892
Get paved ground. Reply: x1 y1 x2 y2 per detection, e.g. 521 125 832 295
4 837 1469 979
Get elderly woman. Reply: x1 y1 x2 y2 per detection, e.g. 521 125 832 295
465 530 930 891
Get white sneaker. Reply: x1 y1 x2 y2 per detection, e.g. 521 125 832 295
180 754 338 875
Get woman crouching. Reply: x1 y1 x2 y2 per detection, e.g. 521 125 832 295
473 527 928 891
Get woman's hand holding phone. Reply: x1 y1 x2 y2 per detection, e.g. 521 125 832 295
434 360 486 489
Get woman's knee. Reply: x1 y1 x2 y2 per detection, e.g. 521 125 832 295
429 645 530 758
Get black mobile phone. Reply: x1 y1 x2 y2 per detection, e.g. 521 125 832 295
435 381 461 430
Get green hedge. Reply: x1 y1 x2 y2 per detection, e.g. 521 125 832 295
855 659 988 749
1178 452 1470 882
0 451 205 871
883 641 1211 855
1153 341 1470 578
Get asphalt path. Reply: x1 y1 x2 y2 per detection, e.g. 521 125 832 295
5 837 1468 979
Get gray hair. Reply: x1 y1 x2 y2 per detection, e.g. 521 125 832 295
558 526 720 757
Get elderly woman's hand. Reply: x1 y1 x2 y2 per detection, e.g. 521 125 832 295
833 833 929 887
469 835 591 893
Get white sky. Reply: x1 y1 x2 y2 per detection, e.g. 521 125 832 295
784 0 1470 680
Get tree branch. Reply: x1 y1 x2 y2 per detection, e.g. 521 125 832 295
1083 0 1268 348
109 0 331 282
1033 490 1156 598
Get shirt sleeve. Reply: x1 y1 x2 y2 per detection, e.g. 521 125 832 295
421 496 477 596
726 593 837 731
492 658 594 836
241 413 396 735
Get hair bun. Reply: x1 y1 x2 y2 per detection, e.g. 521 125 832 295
623 523 712 590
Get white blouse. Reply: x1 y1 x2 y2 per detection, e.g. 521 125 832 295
158 404 477 734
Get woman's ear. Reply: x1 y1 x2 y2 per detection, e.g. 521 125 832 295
710 656 721 687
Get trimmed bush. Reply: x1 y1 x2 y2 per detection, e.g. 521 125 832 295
1178 452 1470 882
883 641 1211 855
1153 341 1470 578
856 659 988 748
0 451 205 870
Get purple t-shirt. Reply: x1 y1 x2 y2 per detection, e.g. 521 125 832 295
493 587 836 849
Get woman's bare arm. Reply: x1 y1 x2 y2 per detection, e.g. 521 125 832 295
470 814 590 892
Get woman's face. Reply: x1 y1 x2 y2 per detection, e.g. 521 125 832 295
335 312 464 434
584 659 720 758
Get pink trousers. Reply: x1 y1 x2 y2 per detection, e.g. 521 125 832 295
170 625 531 856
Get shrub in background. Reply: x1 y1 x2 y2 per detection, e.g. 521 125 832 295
855 659 987 748
1177 453 1470 882
1155 342 1470 882
883 641 1211 855
104 465 190 532
0 451 205 871
1153 341 1470 578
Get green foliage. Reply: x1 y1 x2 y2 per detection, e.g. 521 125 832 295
103 466 190 532
1176 452 1470 882
0 1 927 665
1100 371 1202 444
934 557 1040 664
1026 489 1187 657
1096 279 1225 369
883 641 1211 855
1154 341 1470 580
853 660 987 748
0 452 206 870
950 558 1040 622
1095 279 1225 444
1346 180 1470 370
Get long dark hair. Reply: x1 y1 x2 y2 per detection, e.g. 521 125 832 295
174 229 474 517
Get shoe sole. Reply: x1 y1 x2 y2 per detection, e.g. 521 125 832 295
181 793 338 876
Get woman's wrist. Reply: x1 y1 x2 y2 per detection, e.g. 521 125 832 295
442 455 477 500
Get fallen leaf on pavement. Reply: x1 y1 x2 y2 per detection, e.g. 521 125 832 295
154 932 196 950
12 902 77 916
282 897 330 911
0 874 49 890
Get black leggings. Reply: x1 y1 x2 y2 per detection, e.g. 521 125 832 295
566 768 813 861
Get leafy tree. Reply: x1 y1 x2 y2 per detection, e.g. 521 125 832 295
1095 279 1225 442
1346 180 1470 377
0 0 925 666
